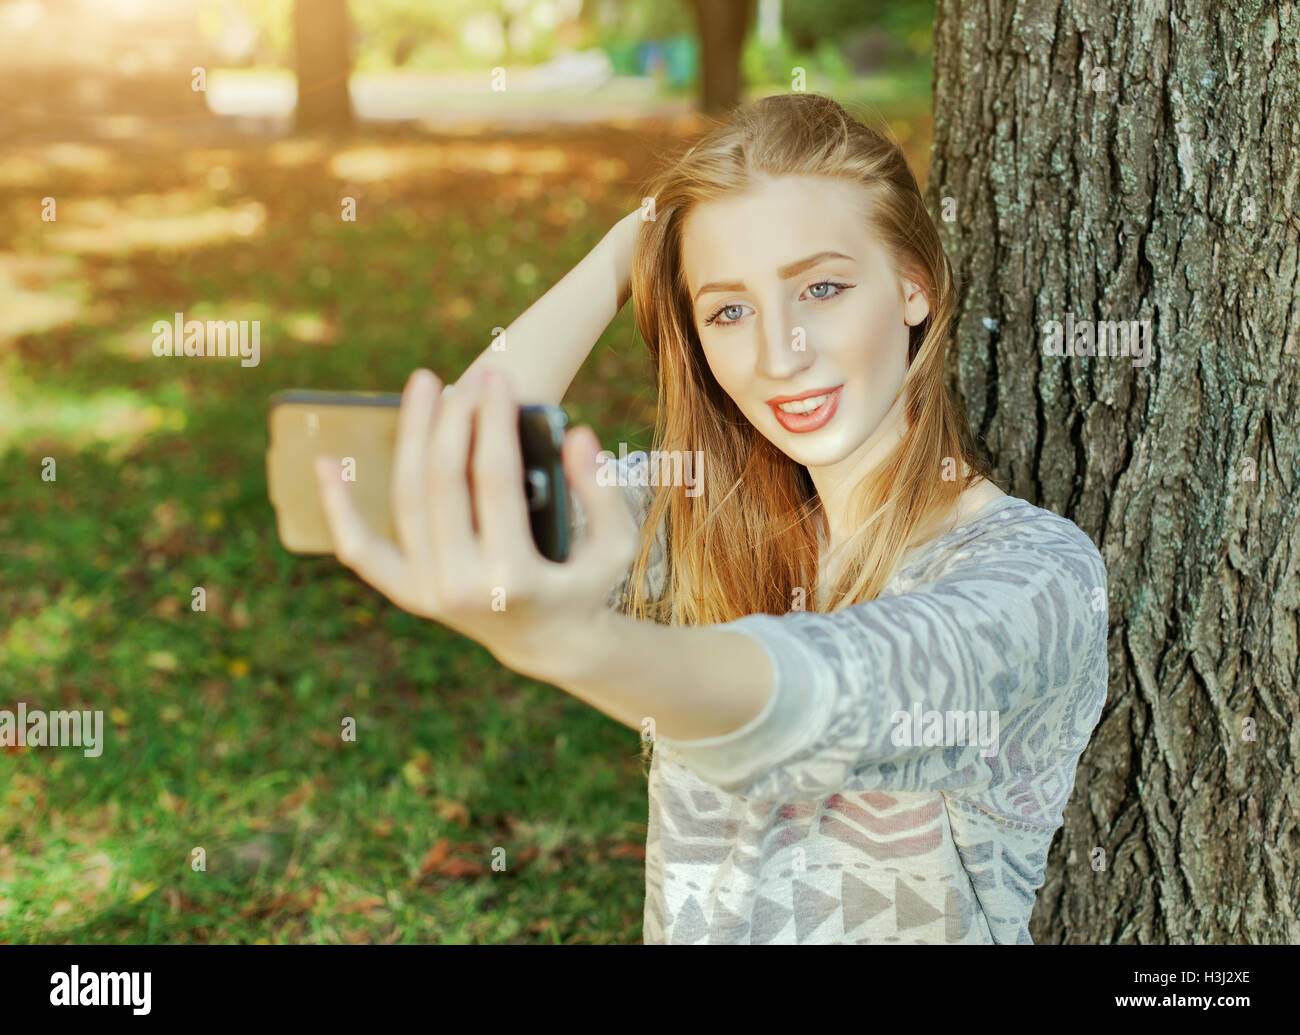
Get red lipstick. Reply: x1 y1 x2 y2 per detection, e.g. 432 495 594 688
767 385 843 433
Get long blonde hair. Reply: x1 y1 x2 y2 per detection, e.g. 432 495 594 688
620 92 991 625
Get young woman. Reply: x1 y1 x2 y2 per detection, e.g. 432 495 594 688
313 93 1109 945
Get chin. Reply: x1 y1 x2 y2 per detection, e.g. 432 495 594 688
759 423 867 467
779 440 863 468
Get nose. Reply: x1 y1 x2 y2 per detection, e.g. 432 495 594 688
754 300 814 381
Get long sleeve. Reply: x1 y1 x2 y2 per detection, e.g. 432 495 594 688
652 507 1110 807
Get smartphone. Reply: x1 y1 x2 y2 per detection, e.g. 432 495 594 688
266 390 572 562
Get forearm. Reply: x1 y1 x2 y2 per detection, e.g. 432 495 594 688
513 608 774 742
458 211 640 405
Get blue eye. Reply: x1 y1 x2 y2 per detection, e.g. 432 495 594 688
806 280 852 300
705 303 750 326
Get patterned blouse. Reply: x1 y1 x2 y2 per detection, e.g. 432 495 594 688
574 451 1108 944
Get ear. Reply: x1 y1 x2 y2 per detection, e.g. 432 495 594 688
901 277 930 327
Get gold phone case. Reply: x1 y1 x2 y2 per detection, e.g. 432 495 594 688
266 391 402 554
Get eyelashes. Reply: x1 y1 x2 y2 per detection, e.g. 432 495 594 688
703 302 746 327
702 280 856 328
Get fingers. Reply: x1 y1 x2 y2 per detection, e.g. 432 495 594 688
391 368 438 570
427 369 484 597
315 454 408 597
472 371 535 582
560 427 638 587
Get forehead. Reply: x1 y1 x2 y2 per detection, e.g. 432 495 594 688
680 174 878 288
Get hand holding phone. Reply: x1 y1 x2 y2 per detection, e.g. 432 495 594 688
270 369 639 683
267 387 571 561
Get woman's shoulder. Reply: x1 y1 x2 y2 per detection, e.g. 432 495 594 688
888 495 1109 691
898 491 1107 597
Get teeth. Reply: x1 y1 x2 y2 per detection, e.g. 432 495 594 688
776 393 831 414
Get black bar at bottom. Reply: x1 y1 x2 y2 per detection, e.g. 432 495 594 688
0 943 1288 1021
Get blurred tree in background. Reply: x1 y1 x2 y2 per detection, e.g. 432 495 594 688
293 0 353 130
690 0 752 111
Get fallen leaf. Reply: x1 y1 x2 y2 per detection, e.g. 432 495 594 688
277 780 317 816
129 881 158 904
417 838 450 878
434 798 470 826
439 858 485 878
611 842 645 860
239 888 319 919
514 845 540 867
416 838 487 880
339 896 386 915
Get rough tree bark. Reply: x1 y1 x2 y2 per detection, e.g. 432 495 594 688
927 1 1299 943
294 0 353 132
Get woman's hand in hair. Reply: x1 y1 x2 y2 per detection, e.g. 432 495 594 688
312 367 639 682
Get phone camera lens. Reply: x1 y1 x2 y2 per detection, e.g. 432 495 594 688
524 469 549 510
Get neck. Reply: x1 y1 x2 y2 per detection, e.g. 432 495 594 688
807 391 908 557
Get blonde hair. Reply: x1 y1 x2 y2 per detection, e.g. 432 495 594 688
619 92 992 626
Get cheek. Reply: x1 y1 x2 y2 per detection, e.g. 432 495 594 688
699 340 750 398
824 294 906 375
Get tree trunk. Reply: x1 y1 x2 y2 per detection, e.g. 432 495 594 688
691 0 753 114
294 0 353 132
927 1 1300 943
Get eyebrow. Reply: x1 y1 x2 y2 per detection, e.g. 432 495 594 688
692 251 855 304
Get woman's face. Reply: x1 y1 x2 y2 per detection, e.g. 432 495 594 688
680 174 930 471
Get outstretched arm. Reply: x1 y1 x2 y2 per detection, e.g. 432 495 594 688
313 363 773 742
313 365 1105 798
525 516 1109 804
510 607 775 743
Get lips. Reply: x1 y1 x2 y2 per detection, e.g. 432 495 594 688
768 385 842 433
765 385 841 405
